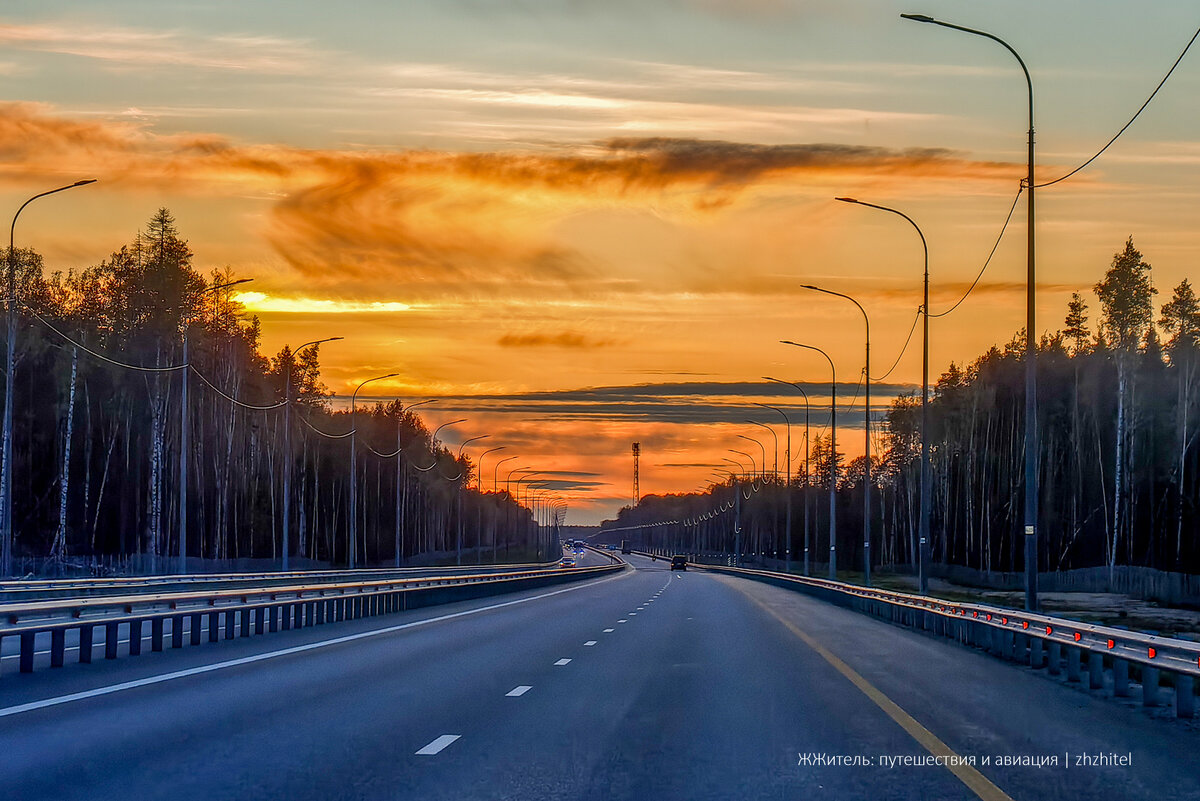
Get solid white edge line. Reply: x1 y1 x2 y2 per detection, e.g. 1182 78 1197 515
0 569 629 719
415 734 461 755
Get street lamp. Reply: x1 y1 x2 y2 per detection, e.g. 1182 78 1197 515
746 420 779 481
731 449 757 481
476 446 506 491
494 455 518 492
179 276 254 575
281 335 342 572
835 197 930 594
736 434 766 481
755 402 791 566
349 372 398 568
764 377 812 575
900 11 1037 609
394 398 436 567
781 340 838 579
2 179 96 576
802 283 873 586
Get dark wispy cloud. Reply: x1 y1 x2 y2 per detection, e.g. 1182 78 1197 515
497 331 621 348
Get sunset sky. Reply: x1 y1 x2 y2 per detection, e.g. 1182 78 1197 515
3 0 1199 522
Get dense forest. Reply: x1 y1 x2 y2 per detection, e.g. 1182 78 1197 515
0 210 546 575
605 237 1200 578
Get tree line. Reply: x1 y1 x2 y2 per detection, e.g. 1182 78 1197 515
606 237 1200 578
2 209 543 575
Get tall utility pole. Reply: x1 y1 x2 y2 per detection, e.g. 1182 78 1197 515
280 336 341 573
2 179 96 577
632 442 640 506
901 12 1037 610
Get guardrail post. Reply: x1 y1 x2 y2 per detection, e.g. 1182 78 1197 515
294 603 304 629
1142 666 1161 707
51 629 65 667
79 624 93 663
190 613 202 646
224 609 235 639
254 607 265 635
19 631 35 672
1177 675 1195 719
105 621 119 659
1088 652 1104 689
1047 642 1061 675
1030 637 1044 668
171 616 183 648
207 611 220 643
282 604 292 630
151 618 164 651
1113 658 1130 697
1066 647 1081 682
240 608 251 637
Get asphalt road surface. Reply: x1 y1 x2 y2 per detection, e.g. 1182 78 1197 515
2 552 1198 800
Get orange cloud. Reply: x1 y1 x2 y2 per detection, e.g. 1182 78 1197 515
0 102 1023 300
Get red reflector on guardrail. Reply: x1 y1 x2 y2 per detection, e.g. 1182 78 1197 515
986 614 992 621
1107 639 1115 649
1045 626 1052 635
1148 647 1156 659
1002 617 1008 625
1022 621 1029 630
973 611 979 618
1074 632 1081 642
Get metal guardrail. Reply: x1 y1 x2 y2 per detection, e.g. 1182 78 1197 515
0 560 562 602
0 562 622 678
692 561 1199 718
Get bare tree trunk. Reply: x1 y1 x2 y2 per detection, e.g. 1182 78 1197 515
51 347 79 562
1111 357 1127 579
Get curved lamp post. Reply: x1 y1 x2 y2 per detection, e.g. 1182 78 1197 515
3 179 97 576
746 420 779 481
736 435 766 481
494 455 518 492
781 340 838 579
802 283 873 586
835 197 930 594
280 335 342 572
348 372 398 568
764 377 812 575
393 398 436 567
900 11 1037 608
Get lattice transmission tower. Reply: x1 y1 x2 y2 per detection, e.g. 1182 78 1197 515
632 442 640 507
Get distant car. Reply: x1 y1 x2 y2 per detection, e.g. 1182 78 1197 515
559 557 576 568
670 555 687 571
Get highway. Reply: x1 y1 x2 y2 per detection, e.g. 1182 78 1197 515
1 552 1198 800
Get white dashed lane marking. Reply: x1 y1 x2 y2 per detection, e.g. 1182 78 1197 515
554 658 572 666
603 628 615 633
506 686 532 697
618 619 627 624
584 641 597 646
416 735 461 755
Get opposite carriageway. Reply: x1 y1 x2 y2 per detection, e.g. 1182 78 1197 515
0 554 624 677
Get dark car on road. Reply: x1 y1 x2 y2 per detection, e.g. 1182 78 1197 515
670 555 687 571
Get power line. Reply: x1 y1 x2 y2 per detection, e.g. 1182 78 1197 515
296 412 353 440
189 367 287 411
928 184 1024 318
24 305 185 373
871 307 921 382
1037 24 1200 188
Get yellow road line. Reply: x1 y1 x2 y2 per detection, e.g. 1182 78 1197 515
735 586 1013 801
